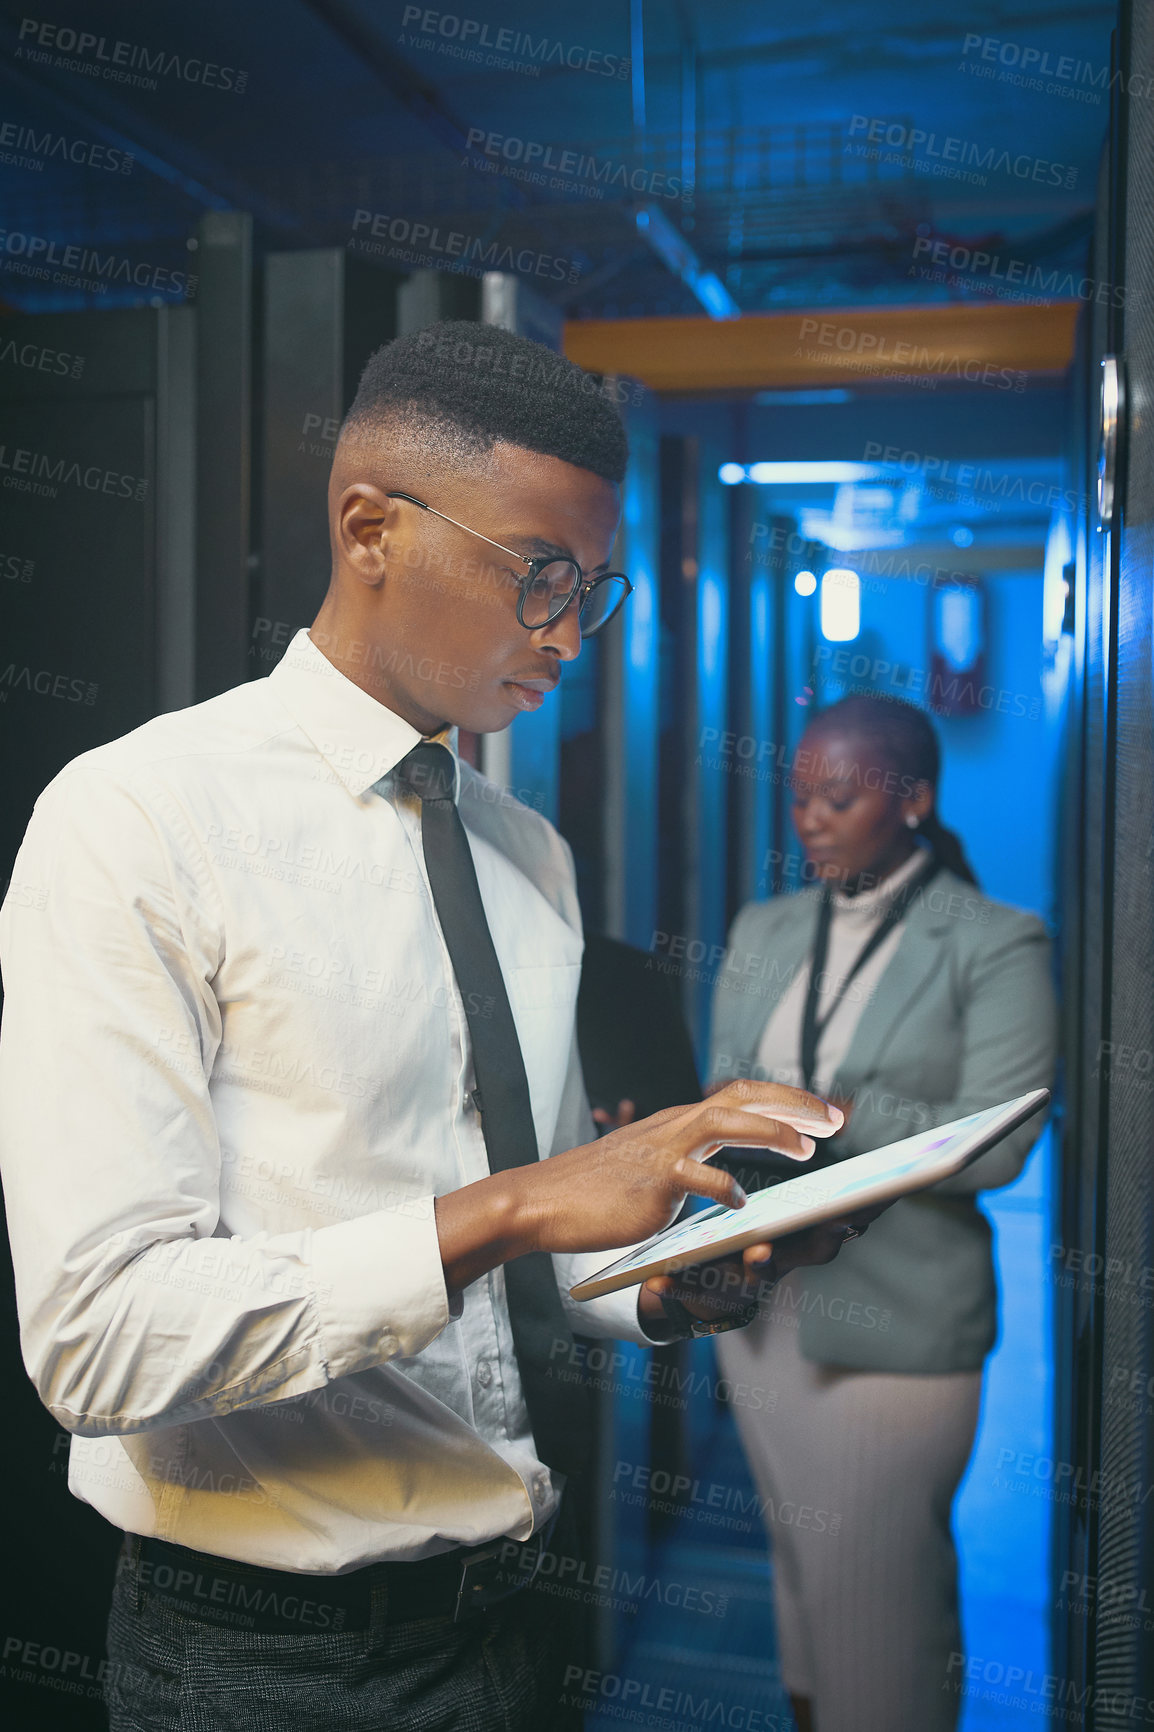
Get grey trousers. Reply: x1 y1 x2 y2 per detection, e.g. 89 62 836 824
104 1539 561 1732
717 1275 982 1732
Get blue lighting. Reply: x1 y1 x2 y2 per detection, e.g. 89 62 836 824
952 525 975 547
719 463 746 486
754 389 854 406
700 571 724 680
694 272 741 319
632 204 739 319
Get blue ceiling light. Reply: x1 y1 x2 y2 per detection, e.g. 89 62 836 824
719 463 746 485
632 204 740 320
754 389 854 405
951 525 975 547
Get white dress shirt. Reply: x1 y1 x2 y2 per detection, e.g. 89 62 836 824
754 847 929 1095
0 628 650 1574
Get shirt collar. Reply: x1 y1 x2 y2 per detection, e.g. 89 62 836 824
268 628 460 800
831 843 928 918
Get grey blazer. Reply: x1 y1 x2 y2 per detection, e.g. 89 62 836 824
708 869 1057 1373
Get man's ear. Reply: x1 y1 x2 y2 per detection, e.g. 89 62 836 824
336 485 392 587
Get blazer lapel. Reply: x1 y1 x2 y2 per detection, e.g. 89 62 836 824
830 895 953 1091
728 894 820 1069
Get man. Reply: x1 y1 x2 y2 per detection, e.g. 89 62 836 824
0 320 851 1730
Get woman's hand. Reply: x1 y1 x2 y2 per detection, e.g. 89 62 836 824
591 1098 636 1133
637 1217 870 1337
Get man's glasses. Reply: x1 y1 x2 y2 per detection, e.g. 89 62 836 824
385 491 632 637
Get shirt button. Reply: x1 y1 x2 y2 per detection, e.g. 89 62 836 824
475 1359 493 1389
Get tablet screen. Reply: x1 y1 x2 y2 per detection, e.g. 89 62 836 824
574 1098 1032 1298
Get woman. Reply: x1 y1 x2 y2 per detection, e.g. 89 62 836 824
711 694 1056 1732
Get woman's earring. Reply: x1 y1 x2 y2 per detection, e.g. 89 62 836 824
905 813 920 829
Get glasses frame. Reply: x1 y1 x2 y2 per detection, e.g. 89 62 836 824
384 490 632 636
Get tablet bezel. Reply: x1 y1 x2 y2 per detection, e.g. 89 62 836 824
568 1087 1051 1301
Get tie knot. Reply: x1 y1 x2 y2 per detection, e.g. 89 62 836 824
396 741 456 803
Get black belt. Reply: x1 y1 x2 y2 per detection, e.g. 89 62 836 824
127 1519 555 1636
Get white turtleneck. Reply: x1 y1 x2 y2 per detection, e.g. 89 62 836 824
753 846 930 1098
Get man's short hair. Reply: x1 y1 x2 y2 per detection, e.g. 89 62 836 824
341 320 628 483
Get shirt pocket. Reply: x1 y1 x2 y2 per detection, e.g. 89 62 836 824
505 961 582 1156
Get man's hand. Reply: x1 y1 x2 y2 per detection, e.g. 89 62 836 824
435 1080 843 1293
828 1094 856 1130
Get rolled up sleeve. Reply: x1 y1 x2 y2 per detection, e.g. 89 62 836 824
0 764 450 1439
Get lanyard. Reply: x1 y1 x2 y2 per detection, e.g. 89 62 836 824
799 854 941 1091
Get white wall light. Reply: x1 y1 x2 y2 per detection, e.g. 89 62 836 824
820 568 861 641
794 570 818 596
715 461 889 486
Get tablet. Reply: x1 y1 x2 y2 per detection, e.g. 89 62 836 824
568 1088 1050 1301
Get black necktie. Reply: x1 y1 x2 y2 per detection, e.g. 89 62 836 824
394 741 591 1477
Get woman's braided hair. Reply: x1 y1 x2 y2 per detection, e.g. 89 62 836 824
809 693 980 888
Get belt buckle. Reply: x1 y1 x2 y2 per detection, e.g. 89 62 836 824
452 1527 547 1623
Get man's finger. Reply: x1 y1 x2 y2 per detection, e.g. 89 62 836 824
712 1078 843 1131
673 1155 748 1210
681 1105 819 1163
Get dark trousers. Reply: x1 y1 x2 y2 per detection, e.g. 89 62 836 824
104 1537 570 1732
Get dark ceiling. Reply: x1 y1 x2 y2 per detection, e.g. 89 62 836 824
0 0 1118 319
